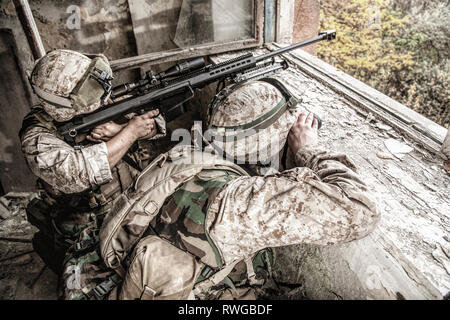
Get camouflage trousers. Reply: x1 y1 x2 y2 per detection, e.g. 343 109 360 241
64 169 275 300
60 224 121 300
26 190 121 300
119 234 274 300
118 169 275 300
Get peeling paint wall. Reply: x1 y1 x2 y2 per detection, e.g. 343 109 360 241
0 30 36 193
292 0 320 55
0 0 140 193
1 0 139 83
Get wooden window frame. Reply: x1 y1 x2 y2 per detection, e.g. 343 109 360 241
110 0 264 72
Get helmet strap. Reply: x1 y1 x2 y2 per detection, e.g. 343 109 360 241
89 66 113 105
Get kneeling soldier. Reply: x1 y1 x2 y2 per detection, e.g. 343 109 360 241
97 79 380 300
19 50 166 299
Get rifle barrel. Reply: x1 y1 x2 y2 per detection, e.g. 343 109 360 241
255 30 336 63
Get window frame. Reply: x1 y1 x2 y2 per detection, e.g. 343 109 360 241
110 0 264 72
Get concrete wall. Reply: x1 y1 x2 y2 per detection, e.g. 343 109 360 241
276 0 321 54
0 29 36 192
0 0 139 193
292 0 320 55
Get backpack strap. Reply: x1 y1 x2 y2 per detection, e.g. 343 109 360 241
193 259 241 297
100 146 249 275
191 248 274 299
245 256 265 286
192 254 261 297
85 274 122 300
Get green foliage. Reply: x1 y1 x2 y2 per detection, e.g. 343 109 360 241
318 0 449 128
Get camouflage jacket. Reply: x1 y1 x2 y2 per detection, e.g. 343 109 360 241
19 106 166 195
206 144 380 265
104 144 380 300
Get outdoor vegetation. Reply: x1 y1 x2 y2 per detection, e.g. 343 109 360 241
317 0 449 128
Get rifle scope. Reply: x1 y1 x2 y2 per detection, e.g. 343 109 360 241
155 57 205 80
111 57 206 99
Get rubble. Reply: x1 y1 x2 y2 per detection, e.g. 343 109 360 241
384 138 414 159
0 201 10 220
0 192 57 300
376 152 395 160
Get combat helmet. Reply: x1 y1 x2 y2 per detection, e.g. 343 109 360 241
205 78 304 165
30 49 113 122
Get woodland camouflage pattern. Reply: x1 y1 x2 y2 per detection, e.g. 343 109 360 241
60 232 115 300
150 169 239 268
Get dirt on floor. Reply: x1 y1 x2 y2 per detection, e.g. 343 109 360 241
0 192 57 300
0 190 308 300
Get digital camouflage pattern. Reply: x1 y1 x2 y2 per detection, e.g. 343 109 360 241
19 106 158 299
20 49 169 300
206 144 380 264
30 50 102 122
210 81 284 127
207 80 303 163
20 107 114 194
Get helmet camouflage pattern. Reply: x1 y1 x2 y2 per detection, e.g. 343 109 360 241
30 49 113 122
206 78 303 164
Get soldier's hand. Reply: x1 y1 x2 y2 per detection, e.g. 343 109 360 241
288 112 319 154
87 121 126 143
126 110 159 140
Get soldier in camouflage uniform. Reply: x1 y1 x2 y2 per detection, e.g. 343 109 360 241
19 49 166 299
96 78 380 300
